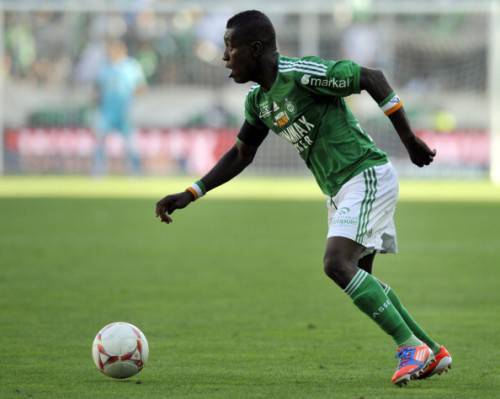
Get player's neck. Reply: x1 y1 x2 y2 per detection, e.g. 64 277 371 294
255 52 279 92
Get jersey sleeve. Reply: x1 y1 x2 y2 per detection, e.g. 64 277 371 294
244 88 261 127
237 120 268 147
295 56 361 97
240 88 268 146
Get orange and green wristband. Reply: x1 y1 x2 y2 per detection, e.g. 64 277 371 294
186 180 206 200
379 91 403 116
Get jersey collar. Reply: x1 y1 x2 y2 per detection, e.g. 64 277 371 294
261 54 282 95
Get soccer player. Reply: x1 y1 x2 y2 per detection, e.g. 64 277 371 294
155 10 452 386
94 39 146 175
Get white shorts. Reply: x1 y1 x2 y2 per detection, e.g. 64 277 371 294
327 162 399 257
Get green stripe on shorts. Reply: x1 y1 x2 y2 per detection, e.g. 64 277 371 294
356 168 377 243
361 168 378 243
356 170 371 242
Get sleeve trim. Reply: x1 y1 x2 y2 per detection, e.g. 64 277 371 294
379 91 397 107
353 63 361 94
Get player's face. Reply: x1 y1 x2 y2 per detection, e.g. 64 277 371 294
222 28 256 83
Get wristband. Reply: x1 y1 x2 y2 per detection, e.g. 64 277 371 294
185 180 206 200
379 92 403 116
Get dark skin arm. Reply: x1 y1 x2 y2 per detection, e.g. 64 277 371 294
155 130 260 224
359 67 436 167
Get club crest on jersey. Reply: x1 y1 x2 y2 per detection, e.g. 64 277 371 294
301 74 349 89
285 98 296 114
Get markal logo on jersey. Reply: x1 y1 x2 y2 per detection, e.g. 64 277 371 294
301 74 349 89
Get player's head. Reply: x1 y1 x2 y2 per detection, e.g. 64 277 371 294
107 38 128 62
223 10 277 83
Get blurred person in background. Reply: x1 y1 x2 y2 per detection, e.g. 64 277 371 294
93 38 146 175
5 15 36 79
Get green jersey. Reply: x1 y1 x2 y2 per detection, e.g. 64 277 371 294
243 54 388 196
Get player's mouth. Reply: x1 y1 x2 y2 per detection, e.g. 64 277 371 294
226 65 236 79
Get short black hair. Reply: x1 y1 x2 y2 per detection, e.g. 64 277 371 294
226 10 276 50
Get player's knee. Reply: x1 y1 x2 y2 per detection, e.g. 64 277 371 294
323 254 350 283
323 255 335 280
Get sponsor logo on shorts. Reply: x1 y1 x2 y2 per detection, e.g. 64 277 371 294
336 207 350 216
333 208 358 226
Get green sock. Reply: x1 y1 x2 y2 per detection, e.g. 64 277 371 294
345 269 421 347
377 279 441 353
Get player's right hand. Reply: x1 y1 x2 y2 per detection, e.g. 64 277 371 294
155 191 194 224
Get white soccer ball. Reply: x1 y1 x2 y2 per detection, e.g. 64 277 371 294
92 322 149 379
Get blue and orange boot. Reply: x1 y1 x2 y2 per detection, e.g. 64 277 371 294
391 344 433 386
417 346 452 379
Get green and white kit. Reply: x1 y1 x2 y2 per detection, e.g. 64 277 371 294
243 54 398 251
327 162 398 255
244 54 388 197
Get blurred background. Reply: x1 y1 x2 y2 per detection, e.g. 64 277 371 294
0 0 499 181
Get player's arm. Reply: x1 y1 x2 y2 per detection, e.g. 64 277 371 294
359 67 436 167
134 60 147 96
155 120 268 224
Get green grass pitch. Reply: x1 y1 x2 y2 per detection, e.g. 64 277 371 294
1 178 499 398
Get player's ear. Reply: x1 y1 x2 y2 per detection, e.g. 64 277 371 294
250 41 264 57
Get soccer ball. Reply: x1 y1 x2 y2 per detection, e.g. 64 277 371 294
92 322 149 379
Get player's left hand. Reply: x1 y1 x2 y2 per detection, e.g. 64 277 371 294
404 135 436 167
